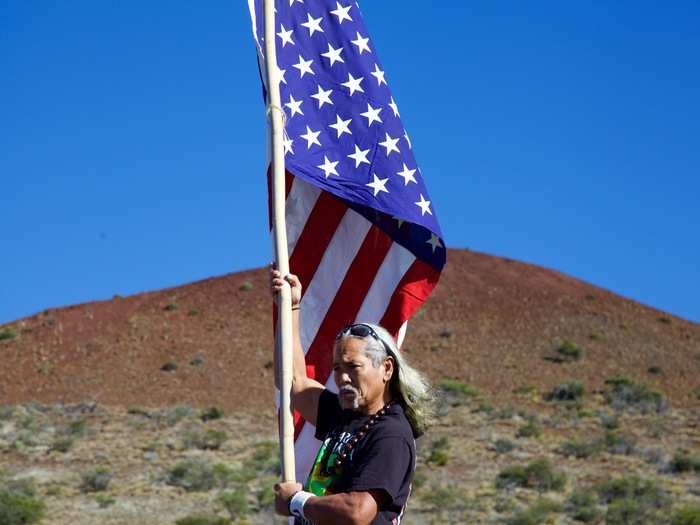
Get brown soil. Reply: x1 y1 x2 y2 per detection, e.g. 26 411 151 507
1 248 699 412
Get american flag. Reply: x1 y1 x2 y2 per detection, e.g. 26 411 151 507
248 0 446 483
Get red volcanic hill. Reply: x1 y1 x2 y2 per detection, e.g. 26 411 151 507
1 249 698 412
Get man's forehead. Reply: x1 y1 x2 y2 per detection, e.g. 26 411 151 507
333 337 368 361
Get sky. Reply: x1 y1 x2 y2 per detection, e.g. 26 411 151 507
2 1 699 324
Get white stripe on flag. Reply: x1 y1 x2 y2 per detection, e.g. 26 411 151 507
286 177 321 255
299 209 373 352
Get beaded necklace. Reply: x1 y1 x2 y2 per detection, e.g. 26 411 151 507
331 403 392 471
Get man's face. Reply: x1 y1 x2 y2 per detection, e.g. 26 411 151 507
332 337 389 412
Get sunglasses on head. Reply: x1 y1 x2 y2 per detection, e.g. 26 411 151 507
335 323 396 362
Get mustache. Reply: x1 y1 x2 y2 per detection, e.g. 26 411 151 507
339 385 359 395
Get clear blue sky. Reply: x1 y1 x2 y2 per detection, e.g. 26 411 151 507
2 1 699 324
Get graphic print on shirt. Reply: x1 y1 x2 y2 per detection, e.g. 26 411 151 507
304 429 355 496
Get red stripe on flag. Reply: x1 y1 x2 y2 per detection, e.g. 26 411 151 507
380 259 441 340
293 226 394 438
289 193 347 299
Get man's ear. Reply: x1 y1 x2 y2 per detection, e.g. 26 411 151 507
382 356 394 382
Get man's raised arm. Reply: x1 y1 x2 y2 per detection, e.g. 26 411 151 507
270 268 324 425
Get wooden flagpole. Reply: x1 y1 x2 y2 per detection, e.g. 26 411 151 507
263 0 296 482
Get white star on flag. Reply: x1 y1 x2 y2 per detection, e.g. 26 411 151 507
426 233 443 253
347 144 370 167
350 31 371 54
329 114 352 137
277 24 294 47
321 43 345 66
341 73 364 96
289 0 304 5
396 163 417 185
317 155 339 178
277 66 287 85
388 96 400 117
415 193 432 216
378 132 400 156
301 13 324 36
300 125 321 148
293 55 315 77
366 174 389 197
360 103 382 127
330 2 353 24
404 132 412 149
311 85 333 107
283 135 294 155
284 94 303 117
370 64 386 86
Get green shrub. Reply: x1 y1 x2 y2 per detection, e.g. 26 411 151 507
557 340 583 362
606 497 662 525
50 436 74 453
256 486 275 510
496 458 566 492
0 327 18 342
218 488 249 520
239 282 254 292
182 427 228 450
672 505 700 525
427 437 450 466
604 377 666 413
669 449 700 473
246 441 280 475
566 488 600 523
165 405 195 426
0 486 45 525
168 460 218 492
494 439 516 454
421 484 462 511
600 431 635 455
168 461 241 492
547 380 584 401
80 467 111 493
599 412 619 430
200 406 224 422
175 515 230 525
596 475 668 508
558 439 599 459
439 379 478 398
95 494 116 508
164 302 178 311
516 420 542 439
161 362 178 372
507 498 564 525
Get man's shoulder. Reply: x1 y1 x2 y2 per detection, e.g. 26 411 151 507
369 404 415 444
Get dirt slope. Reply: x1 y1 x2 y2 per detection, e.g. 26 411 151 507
1 249 699 412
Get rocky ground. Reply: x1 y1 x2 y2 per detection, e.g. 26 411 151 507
1 380 699 524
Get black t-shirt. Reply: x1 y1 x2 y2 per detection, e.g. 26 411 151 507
301 389 416 525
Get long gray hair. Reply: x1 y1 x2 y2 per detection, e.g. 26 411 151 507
342 323 435 437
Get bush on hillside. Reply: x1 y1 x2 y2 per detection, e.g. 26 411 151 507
496 458 566 492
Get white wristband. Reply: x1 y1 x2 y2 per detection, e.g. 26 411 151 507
289 490 314 520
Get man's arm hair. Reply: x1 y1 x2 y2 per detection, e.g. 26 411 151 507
303 490 385 525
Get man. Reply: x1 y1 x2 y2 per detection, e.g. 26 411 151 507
270 269 434 525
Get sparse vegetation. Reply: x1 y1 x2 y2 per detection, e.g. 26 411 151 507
95 494 116 508
546 380 584 401
239 281 254 291
556 340 583 362
672 505 700 525
168 460 225 492
439 379 478 398
181 427 228 450
175 515 230 525
0 478 45 525
496 458 566 492
0 327 18 342
669 449 700 473
494 438 516 454
80 467 112 493
506 498 563 525
164 302 178 311
161 362 178 372
200 406 224 421
604 376 666 412
566 488 601 523
218 488 249 520
559 438 599 459
427 436 450 466
516 420 542 439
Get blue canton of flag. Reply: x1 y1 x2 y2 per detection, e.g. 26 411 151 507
249 0 445 271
